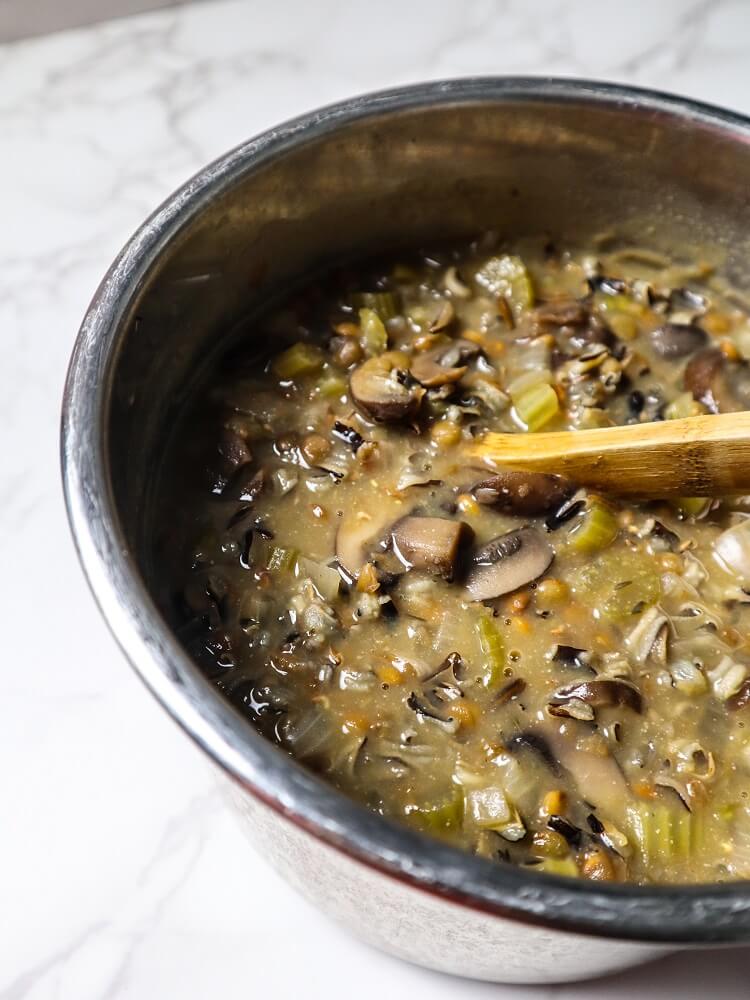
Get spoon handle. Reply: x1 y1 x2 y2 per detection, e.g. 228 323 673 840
469 412 750 498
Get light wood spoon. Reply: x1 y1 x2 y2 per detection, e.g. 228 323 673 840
468 412 750 498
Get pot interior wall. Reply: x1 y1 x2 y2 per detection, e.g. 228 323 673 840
104 91 750 576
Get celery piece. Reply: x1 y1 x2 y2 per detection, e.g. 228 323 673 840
664 391 708 420
475 254 534 319
569 551 660 623
477 615 505 688
567 498 619 555
315 372 348 399
606 311 638 341
673 496 711 518
627 802 703 867
594 292 645 316
358 307 388 356
266 546 298 573
408 787 464 832
352 290 400 321
512 383 560 431
272 342 324 380
535 857 579 878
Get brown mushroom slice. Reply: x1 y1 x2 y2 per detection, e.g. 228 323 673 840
684 347 750 413
218 428 253 468
471 470 573 516
649 322 707 359
545 725 630 826
410 339 480 388
429 299 456 333
533 298 589 328
549 679 643 718
728 679 750 712
350 351 425 422
465 527 554 601
391 516 472 579
335 499 404 577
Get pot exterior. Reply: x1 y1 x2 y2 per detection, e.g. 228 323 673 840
63 80 750 972
222 778 668 984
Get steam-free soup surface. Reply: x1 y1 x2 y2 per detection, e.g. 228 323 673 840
156 237 750 884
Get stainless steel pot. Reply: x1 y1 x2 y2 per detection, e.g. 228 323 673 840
61 78 750 984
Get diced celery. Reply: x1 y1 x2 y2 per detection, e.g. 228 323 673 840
477 615 505 688
594 292 645 316
606 311 638 341
296 556 341 603
266 546 298 573
475 254 534 319
664 391 708 420
567 498 619 554
315 372 348 399
352 291 400 320
512 382 560 431
673 496 711 518
358 307 388 356
535 857 579 878
272 342 324 380
567 548 660 622
408 787 464 832
506 369 553 397
627 801 703 867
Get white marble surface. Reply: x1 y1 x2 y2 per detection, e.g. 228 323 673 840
4 1 750 996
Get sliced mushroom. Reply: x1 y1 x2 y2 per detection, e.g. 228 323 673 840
391 516 472 579
684 347 750 413
465 527 554 601
472 470 573 516
350 351 425 422
654 775 693 811
549 679 643 718
625 606 670 665
429 299 456 332
546 727 629 824
649 322 707 359
728 679 750 712
533 298 589 328
443 265 472 299
395 451 441 491
218 428 253 469
410 339 479 388
336 501 403 577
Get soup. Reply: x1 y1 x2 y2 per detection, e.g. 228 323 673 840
154 236 750 884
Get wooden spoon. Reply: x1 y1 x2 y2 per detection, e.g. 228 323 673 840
468 412 750 498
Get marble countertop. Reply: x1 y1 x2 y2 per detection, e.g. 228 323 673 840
4 1 750 996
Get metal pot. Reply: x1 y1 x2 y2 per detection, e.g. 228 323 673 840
61 78 750 984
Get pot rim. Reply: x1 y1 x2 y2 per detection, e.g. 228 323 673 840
61 76 750 943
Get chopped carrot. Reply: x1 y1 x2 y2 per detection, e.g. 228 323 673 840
450 699 479 729
719 338 740 362
633 781 658 800
542 789 567 817
342 712 370 735
513 616 531 636
456 493 480 516
357 562 380 593
375 664 403 686
507 591 531 614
